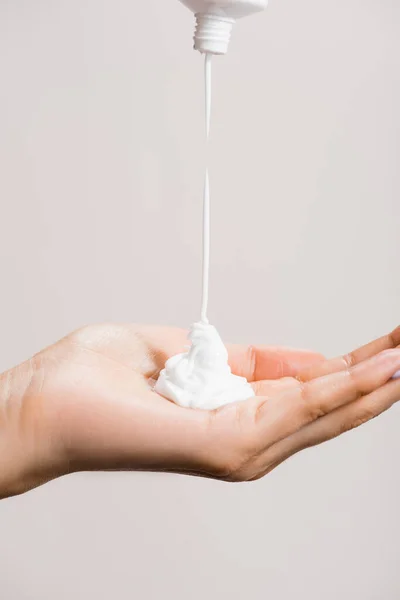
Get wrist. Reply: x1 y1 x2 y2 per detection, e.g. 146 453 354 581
0 360 67 498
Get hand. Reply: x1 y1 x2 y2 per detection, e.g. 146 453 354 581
1 324 399 498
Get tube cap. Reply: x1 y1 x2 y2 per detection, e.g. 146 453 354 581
194 13 235 55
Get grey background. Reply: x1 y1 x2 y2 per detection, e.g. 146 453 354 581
0 0 399 598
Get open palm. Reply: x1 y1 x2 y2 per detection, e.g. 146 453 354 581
2 323 400 497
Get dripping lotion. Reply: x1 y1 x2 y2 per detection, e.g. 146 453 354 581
155 1 268 410
201 53 211 324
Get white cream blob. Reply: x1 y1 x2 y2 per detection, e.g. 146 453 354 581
155 321 254 410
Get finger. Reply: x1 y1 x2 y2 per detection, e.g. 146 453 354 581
298 325 400 383
238 360 400 482
294 377 400 450
255 349 400 445
228 345 324 382
134 325 324 381
260 376 400 479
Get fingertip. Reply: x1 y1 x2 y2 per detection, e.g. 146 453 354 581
375 347 400 363
355 348 400 385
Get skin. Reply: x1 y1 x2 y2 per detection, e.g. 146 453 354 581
0 323 399 499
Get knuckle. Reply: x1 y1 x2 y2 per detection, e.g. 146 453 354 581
342 352 356 369
68 323 130 347
67 323 102 344
347 408 377 432
246 344 258 382
347 366 364 396
297 382 326 422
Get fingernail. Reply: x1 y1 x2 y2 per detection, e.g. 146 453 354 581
373 350 400 379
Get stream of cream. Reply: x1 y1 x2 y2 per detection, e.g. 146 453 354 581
155 54 254 410
200 53 212 324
